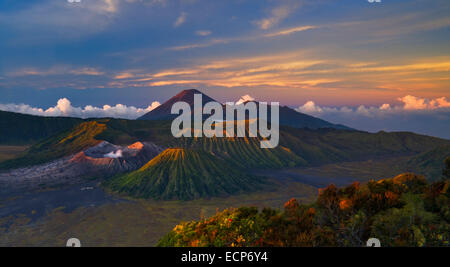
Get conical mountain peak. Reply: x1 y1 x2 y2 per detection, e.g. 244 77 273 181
138 89 217 120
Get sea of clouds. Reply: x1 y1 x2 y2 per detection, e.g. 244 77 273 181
295 95 450 139
0 98 160 120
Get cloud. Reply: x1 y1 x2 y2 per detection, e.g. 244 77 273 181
124 0 167 4
167 24 316 51
152 69 200 78
368 15 450 38
69 68 105 76
174 12 187 27
297 95 450 116
236 95 255 105
195 30 212 36
146 80 201 86
431 97 450 108
0 0 167 42
264 25 318 37
399 95 450 110
6 50 449 95
168 39 228 51
379 103 391 110
114 72 135 79
0 98 160 119
92 0 120 14
8 66 105 77
0 0 121 40
254 2 301 30
118 50 450 95
255 5 290 30
295 95 450 139
299 100 323 113
122 52 339 88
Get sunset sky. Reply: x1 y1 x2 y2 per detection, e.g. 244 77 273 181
1 0 449 137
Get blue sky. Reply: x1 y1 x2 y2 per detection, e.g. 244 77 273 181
0 0 449 138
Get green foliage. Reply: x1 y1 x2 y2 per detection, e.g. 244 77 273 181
371 194 438 247
157 206 270 247
104 148 267 200
159 173 450 247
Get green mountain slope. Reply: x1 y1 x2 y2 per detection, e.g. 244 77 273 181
279 127 449 165
0 110 82 145
0 121 106 170
170 136 306 169
0 118 175 170
406 144 450 181
104 148 266 200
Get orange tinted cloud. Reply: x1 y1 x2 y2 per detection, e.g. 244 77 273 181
399 95 450 110
96 50 449 106
114 72 135 79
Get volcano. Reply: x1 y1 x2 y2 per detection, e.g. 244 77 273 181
138 89 217 121
104 148 265 200
138 89 351 130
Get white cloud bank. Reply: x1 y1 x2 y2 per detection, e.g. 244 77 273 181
296 95 450 117
296 95 450 139
0 98 160 120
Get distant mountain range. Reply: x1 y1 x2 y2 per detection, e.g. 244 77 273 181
0 89 449 200
138 89 351 130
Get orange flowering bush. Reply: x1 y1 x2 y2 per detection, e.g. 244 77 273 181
158 172 449 247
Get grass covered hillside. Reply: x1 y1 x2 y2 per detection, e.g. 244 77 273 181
170 136 306 169
279 128 450 165
104 148 267 200
407 145 450 181
0 121 106 170
0 110 82 145
158 171 450 247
